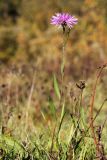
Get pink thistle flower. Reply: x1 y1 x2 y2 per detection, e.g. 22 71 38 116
51 13 78 30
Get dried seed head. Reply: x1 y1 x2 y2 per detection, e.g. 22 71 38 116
76 80 86 90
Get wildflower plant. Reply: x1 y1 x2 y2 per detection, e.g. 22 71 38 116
51 13 78 89
51 12 78 89
50 13 78 146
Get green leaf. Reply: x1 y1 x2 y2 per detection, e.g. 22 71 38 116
53 74 61 100
60 102 65 123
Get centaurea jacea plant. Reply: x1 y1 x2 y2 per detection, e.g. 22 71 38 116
50 12 78 145
51 12 78 101
51 13 78 92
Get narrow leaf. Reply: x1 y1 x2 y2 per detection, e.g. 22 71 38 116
60 102 65 123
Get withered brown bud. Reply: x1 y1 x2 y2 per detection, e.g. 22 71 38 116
76 80 86 90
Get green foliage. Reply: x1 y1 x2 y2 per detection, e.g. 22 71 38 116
0 111 96 159
0 134 27 159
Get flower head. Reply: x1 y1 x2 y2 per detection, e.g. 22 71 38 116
51 13 78 29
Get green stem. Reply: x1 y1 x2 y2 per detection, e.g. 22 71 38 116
57 29 70 145
61 40 65 96
60 30 69 97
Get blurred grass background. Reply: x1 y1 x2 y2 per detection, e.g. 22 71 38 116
0 0 107 141
0 0 107 65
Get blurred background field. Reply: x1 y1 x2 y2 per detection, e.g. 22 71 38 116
0 0 107 159
0 0 107 112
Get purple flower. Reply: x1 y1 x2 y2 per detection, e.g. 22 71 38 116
51 13 78 29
